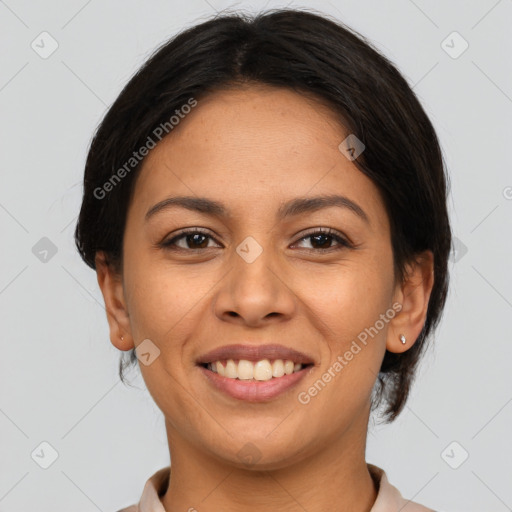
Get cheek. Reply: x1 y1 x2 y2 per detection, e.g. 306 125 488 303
313 257 395 399
122 253 216 345
298 258 395 343
122 258 210 415
297 273 392 423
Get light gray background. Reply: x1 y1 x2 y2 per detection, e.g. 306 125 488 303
1 0 511 511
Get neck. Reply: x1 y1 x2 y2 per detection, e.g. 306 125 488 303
160 412 378 512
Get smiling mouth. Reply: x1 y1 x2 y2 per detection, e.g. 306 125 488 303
199 359 313 381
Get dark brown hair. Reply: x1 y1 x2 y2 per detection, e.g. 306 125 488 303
75 8 451 423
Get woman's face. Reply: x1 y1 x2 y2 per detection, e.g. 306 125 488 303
100 85 419 469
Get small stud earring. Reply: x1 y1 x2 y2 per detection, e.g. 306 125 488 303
121 335 124 341
399 334 406 345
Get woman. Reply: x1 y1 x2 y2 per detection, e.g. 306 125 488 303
75 8 451 511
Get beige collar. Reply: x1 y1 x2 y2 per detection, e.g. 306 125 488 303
119 463 434 512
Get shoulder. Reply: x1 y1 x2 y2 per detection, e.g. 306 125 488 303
114 466 171 512
368 463 436 512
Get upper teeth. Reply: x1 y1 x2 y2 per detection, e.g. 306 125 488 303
207 359 303 380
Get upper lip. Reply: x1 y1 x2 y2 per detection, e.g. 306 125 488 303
196 344 315 365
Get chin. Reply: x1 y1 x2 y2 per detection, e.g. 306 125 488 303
207 432 314 471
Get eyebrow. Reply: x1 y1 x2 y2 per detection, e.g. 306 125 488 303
145 194 370 225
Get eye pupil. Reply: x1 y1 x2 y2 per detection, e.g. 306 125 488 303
311 234 331 249
188 233 208 248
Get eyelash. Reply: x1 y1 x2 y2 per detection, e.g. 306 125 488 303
160 227 353 253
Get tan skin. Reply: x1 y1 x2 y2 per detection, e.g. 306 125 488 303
95 84 434 512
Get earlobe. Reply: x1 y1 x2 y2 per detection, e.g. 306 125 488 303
95 251 134 351
386 250 434 354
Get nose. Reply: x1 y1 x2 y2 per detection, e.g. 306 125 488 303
212 243 297 328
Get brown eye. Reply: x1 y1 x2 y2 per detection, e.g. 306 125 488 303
160 227 352 253
293 228 352 252
161 229 220 250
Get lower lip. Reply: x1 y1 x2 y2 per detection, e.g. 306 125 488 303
198 365 311 402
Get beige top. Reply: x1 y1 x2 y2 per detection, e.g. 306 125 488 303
117 463 435 512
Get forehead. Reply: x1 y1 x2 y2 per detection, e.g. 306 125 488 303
129 85 388 230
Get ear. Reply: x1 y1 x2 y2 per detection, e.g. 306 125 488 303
387 250 434 353
95 251 134 351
